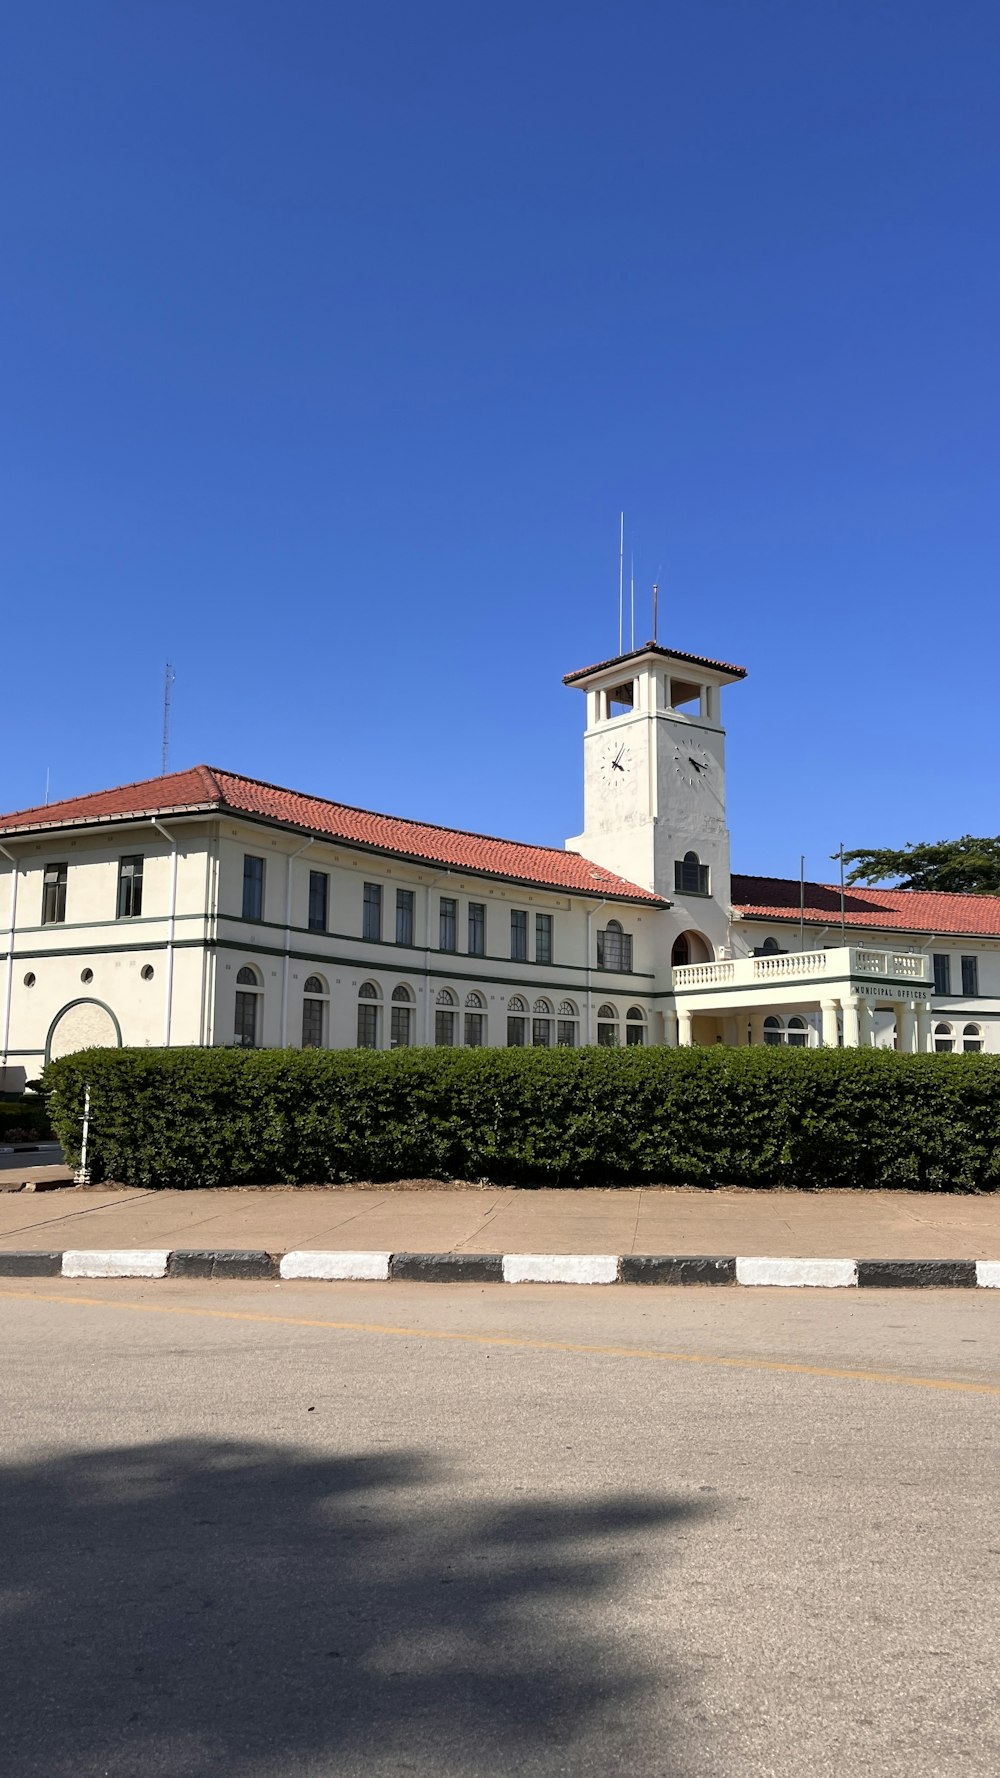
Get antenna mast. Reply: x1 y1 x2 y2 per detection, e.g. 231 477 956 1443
161 661 175 774
618 513 624 655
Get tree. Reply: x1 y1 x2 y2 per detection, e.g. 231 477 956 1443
842 836 1000 896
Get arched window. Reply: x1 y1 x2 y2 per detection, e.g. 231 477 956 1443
235 965 263 1047
674 851 710 896
763 1015 783 1047
390 983 414 1049
357 981 381 1050
557 999 579 1047
464 990 486 1048
962 1022 983 1054
435 986 457 1047
625 1005 646 1047
532 997 554 1048
507 993 527 1048
597 918 633 972
301 974 328 1049
671 934 690 969
762 1014 811 1047
597 1003 619 1048
933 1021 954 1054
786 1015 808 1049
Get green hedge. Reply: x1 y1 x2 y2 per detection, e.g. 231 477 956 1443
0 1099 53 1142
41 1044 1000 1191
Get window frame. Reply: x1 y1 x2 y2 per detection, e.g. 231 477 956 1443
234 964 262 1048
961 955 979 997
932 953 952 997
597 919 633 972
535 911 553 966
674 852 710 896
468 901 486 957
41 863 68 926
439 896 457 953
307 870 329 934
242 855 265 922
390 983 415 1049
301 974 327 1049
362 881 383 943
395 887 415 947
510 908 528 962
357 980 381 1049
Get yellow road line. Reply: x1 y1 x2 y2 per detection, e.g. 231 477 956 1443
1 1282 998 1397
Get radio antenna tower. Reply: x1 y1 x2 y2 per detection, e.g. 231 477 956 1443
161 661 175 773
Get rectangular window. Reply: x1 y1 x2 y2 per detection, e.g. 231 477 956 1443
301 997 325 1048
234 991 258 1047
435 1008 456 1046
116 855 144 919
41 864 67 926
510 909 527 962
507 1015 527 1047
535 912 553 966
242 855 265 921
468 902 485 956
390 1004 413 1048
532 1017 551 1047
464 1012 485 1047
932 953 952 996
395 888 414 947
308 870 329 933
961 955 979 997
357 1002 379 1048
439 896 457 952
557 1019 577 1048
363 882 382 942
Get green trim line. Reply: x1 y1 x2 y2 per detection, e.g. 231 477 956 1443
44 997 123 1066
15 911 207 938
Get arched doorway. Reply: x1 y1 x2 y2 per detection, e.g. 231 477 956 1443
671 930 712 968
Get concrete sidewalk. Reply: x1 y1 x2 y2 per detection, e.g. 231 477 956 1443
3 1180 1000 1260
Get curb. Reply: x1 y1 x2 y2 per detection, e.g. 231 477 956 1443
0 1249 998 1287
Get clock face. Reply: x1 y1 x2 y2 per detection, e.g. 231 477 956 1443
674 744 711 790
600 739 631 789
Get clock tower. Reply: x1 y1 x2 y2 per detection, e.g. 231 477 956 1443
563 641 746 947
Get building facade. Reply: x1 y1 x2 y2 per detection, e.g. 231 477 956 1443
1 640 997 1087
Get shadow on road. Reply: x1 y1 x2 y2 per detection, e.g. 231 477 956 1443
2 1437 709 1776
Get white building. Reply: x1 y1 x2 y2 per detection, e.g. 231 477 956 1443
1 639 996 1086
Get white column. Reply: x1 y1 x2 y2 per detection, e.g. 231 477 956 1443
723 1016 740 1048
749 1012 765 1046
677 1009 693 1047
841 997 861 1048
663 1009 678 1047
896 1000 917 1054
916 1000 933 1053
858 1000 875 1047
820 999 840 1048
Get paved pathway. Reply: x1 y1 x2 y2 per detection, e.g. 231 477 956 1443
2 1181 1000 1257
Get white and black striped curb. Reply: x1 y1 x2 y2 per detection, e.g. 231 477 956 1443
1 1249 999 1287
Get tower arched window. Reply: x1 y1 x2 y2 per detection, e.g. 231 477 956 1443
234 965 262 1048
674 852 710 896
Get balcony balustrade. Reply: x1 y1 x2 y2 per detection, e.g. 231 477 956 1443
672 945 931 996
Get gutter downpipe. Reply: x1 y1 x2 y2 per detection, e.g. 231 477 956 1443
151 820 180 1046
281 838 314 1047
0 840 18 1067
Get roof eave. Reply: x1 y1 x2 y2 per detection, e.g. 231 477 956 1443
0 800 221 840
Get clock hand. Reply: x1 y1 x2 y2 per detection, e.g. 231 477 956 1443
611 756 624 771
688 757 704 772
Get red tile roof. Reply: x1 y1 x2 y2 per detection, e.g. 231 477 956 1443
732 874 1000 939
0 765 665 906
563 641 747 684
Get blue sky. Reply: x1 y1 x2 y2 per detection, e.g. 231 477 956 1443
3 1 998 882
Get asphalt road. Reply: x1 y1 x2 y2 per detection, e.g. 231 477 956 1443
1 1279 997 1777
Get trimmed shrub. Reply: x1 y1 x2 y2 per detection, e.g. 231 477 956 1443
0 1099 53 1142
41 1044 1000 1191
